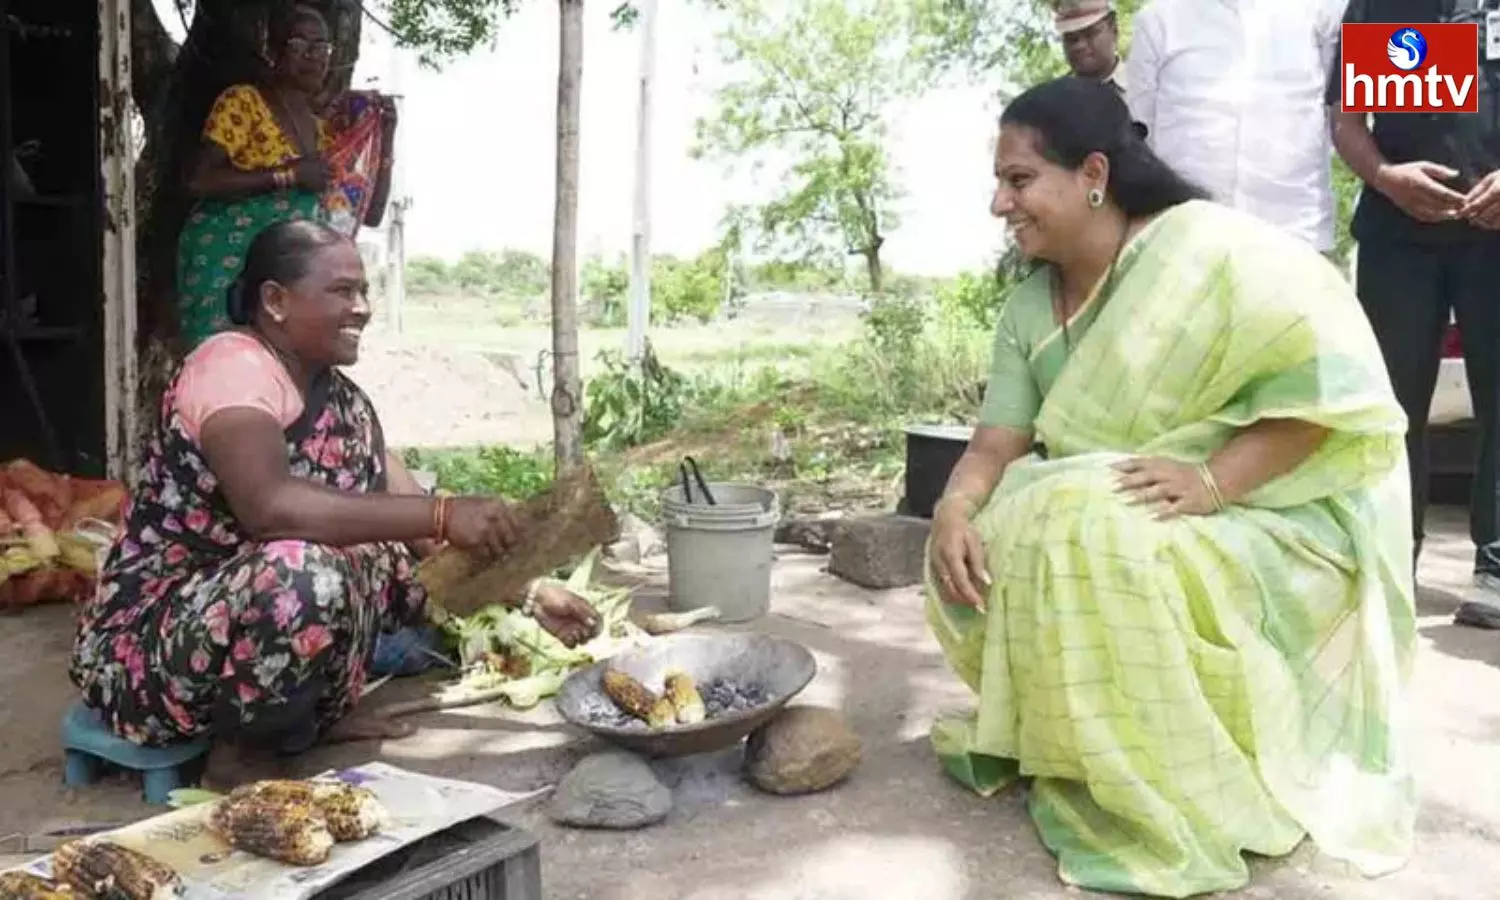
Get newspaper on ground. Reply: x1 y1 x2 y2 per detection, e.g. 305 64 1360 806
3 761 537 899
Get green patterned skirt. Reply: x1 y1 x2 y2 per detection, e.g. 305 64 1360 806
176 190 322 349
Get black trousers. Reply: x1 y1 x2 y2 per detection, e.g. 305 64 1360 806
1356 233 1500 575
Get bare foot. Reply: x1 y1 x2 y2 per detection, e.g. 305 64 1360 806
320 713 415 746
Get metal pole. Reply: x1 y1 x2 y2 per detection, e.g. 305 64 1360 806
626 0 658 365
385 39 407 335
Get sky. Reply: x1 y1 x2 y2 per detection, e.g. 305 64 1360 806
156 0 1006 277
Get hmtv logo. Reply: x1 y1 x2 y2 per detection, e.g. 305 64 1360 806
1340 23 1478 113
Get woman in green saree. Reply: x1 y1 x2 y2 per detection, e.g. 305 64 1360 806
927 77 1417 897
176 5 395 349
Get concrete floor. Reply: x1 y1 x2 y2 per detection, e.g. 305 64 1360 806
2 508 1499 898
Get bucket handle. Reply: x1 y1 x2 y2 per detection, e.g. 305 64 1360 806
679 456 717 506
668 510 778 530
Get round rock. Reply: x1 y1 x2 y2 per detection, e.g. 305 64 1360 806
744 706 862 795
549 750 672 829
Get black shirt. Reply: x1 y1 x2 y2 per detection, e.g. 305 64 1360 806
1326 0 1500 243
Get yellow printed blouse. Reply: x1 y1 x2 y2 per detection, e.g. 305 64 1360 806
202 84 332 172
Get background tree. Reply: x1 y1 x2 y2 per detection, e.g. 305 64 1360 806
693 0 934 295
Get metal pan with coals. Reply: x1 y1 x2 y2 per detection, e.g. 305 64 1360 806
555 633 816 758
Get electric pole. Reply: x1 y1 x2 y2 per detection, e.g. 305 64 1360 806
626 0 658 365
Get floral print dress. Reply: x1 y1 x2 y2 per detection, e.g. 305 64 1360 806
70 361 426 750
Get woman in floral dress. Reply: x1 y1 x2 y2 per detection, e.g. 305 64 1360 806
72 220 599 754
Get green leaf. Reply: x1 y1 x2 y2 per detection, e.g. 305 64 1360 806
168 788 224 808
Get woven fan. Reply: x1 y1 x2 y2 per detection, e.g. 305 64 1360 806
417 463 621 617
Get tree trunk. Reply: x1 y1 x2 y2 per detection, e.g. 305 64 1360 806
130 0 361 454
863 237 884 295
550 0 586 473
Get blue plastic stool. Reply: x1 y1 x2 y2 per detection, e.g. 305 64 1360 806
61 701 211 805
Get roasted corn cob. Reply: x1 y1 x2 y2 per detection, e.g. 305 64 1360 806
0 871 73 899
646 695 677 729
208 794 335 866
227 780 387 842
664 671 706 725
51 840 182 900
602 670 659 721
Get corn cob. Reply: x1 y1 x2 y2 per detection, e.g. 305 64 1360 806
0 871 73 899
208 794 335 866
226 780 386 841
646 695 677 730
663 671 706 725
602 670 658 721
51 840 182 900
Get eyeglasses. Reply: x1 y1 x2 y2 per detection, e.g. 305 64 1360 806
286 37 333 61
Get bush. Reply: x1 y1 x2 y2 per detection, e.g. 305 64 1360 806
405 250 549 301
405 256 452 295
936 268 1009 331
581 250 730 327
582 345 696 451
401 445 553 498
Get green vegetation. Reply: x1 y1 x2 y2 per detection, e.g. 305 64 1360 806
400 253 1016 520
695 0 940 294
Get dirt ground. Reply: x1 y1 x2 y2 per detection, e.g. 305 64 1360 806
343 328 554 449
2 508 1499 898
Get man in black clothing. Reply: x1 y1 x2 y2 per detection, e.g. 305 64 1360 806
1328 0 1500 626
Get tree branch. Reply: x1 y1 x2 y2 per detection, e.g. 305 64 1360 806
130 0 180 115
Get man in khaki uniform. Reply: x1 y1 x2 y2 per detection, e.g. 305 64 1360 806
1054 0 1126 97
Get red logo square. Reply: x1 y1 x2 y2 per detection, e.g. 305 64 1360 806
1339 23 1479 114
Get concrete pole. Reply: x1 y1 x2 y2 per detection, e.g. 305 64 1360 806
385 39 407 335
626 0 659 365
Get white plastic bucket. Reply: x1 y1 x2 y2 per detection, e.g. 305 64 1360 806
659 482 780 624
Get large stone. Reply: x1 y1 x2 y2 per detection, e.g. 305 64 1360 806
608 512 665 564
774 512 844 553
744 706 862 795
549 751 672 829
827 513 931 589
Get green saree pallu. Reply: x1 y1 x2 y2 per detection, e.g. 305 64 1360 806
927 200 1417 898
175 190 322 349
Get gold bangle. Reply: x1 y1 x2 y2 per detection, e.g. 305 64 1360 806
1197 463 1227 513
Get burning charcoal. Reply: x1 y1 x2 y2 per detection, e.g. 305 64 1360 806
700 679 771 719
577 690 647 730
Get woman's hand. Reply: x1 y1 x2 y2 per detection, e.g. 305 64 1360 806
443 497 520 558
293 156 332 192
929 496 990 611
1112 457 1217 520
531 582 600 648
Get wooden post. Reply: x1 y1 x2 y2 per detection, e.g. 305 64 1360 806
550 0 585 471
626 0 658 366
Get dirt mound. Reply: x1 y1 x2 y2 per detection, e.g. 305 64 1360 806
346 331 553 449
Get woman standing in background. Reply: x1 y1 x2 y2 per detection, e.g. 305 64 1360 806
176 4 396 350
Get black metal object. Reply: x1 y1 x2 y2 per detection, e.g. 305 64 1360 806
901 424 974 519
314 816 541 900
0 2 60 468
0 2 105 474
555 632 817 758
678 455 717 505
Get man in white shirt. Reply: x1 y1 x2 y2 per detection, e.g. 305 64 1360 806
1055 0 1127 97
1124 0 1348 252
